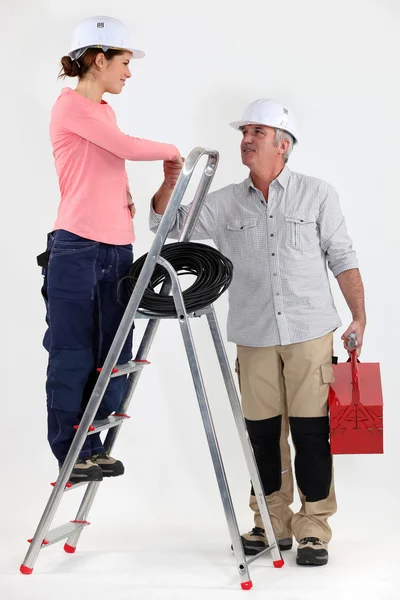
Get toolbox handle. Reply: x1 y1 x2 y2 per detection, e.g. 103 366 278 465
345 334 360 403
350 351 359 385
329 337 360 408
346 339 360 405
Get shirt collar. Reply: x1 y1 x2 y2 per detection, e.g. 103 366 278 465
245 165 291 192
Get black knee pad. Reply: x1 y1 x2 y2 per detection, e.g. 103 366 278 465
289 416 332 502
246 415 282 496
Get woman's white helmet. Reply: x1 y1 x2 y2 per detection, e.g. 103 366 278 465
230 98 299 143
68 16 145 61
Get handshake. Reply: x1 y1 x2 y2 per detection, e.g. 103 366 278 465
163 156 185 190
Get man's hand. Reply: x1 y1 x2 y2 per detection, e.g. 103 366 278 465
341 319 366 357
153 157 184 215
163 156 184 189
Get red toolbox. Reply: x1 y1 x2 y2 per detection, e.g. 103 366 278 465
329 351 383 454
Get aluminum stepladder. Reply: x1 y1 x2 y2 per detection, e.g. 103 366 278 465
20 147 284 589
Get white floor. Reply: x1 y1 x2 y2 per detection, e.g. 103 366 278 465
1 528 397 600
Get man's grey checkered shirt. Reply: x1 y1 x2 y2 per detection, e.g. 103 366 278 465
149 165 358 348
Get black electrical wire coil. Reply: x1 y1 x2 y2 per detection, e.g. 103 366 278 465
122 242 233 315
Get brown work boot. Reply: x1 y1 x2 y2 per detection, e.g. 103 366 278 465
296 537 328 566
64 458 103 484
91 453 125 477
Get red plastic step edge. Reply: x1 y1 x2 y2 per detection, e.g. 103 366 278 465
27 538 48 545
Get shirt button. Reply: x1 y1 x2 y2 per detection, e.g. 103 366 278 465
271 253 275 256
269 215 273 218
275 292 280 295
273 273 278 276
278 312 282 315
270 234 274 237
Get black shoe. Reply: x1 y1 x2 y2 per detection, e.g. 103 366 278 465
296 537 328 566
65 458 103 484
232 527 293 556
91 453 125 477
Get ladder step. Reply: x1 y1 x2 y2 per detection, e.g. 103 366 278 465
134 306 213 319
88 413 131 435
28 521 89 549
97 360 150 378
111 359 150 377
51 481 88 492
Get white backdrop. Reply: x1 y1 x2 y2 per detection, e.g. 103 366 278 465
1 0 399 598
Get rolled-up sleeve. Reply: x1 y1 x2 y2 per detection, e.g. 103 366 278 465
318 183 359 277
149 190 220 241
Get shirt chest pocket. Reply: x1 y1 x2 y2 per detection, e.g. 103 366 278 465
225 218 263 258
285 214 319 253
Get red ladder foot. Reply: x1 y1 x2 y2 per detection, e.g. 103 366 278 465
273 559 284 568
64 543 76 554
241 581 253 590
20 565 33 575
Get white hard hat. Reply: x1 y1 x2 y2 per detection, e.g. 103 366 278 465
68 16 145 60
230 99 299 143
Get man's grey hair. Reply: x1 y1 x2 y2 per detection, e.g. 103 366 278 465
273 129 294 163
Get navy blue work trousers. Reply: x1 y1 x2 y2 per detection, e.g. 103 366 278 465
41 230 134 463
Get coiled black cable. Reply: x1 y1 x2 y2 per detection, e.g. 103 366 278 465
122 242 233 315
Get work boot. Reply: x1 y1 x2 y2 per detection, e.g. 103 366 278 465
63 458 103 484
91 453 125 477
232 527 293 555
296 537 329 566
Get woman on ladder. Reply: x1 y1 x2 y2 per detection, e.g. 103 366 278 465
41 16 181 483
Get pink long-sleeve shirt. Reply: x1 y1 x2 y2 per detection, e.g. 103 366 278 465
50 87 179 244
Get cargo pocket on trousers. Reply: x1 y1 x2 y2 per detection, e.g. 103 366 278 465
319 363 335 411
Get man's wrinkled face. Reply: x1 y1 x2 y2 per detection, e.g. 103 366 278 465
240 124 279 169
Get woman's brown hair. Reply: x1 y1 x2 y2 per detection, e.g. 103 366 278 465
59 47 126 79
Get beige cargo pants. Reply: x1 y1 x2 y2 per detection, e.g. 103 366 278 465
236 332 337 543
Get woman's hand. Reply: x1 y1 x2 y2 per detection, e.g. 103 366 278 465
129 202 136 219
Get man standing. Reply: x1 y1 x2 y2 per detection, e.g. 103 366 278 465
149 99 366 566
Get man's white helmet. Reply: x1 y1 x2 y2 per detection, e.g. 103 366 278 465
68 16 145 61
230 99 299 143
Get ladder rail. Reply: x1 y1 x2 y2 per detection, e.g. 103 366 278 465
156 255 251 586
205 310 283 566
177 152 218 242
